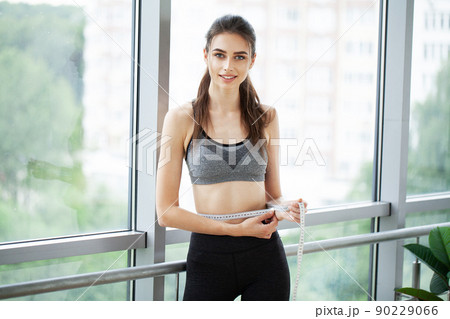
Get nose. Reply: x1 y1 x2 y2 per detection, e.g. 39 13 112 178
223 57 233 71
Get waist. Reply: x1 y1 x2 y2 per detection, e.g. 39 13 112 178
192 181 266 217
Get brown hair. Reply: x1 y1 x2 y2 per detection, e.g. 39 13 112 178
192 14 272 144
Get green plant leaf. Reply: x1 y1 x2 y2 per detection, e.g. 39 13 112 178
430 272 449 294
404 243 448 279
429 227 450 268
395 287 443 301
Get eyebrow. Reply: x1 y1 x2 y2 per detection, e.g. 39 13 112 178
212 48 249 55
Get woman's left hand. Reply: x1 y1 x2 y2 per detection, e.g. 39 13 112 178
271 198 308 224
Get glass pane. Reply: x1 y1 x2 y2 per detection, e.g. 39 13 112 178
0 0 133 242
289 245 371 301
0 251 129 301
405 209 450 228
170 0 380 212
282 219 372 300
407 0 450 196
164 242 189 300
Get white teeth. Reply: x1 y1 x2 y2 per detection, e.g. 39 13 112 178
222 75 235 79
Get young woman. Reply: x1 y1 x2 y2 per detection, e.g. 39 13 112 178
156 14 307 301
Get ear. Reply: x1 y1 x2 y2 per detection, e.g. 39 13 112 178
203 48 208 63
249 53 256 69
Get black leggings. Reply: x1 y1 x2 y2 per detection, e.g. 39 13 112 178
183 231 290 301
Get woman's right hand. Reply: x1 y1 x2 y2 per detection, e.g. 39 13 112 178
237 210 278 239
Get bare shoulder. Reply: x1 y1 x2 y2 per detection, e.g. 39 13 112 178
163 103 194 130
260 104 278 140
164 103 193 124
260 104 278 122
162 102 195 144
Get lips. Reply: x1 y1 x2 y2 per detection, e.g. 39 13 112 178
220 74 237 80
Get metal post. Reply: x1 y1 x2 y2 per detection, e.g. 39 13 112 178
376 0 414 301
133 0 171 301
412 237 421 291
175 273 180 301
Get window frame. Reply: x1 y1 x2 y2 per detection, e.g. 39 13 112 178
0 0 141 297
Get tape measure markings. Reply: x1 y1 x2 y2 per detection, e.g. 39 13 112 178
197 205 288 221
293 201 305 301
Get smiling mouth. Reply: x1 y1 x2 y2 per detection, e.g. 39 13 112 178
220 75 237 80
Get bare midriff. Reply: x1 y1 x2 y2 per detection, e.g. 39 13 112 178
192 181 267 224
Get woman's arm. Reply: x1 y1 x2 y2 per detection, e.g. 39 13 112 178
264 107 282 202
263 107 306 223
155 106 278 239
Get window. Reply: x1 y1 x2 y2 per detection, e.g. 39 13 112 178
277 35 300 59
0 0 133 301
0 1 132 243
307 7 336 34
1 0 450 303
277 6 301 29
0 251 128 300
408 0 450 196
0 0 450 300
307 37 336 62
345 6 376 27
170 0 380 209
169 0 381 301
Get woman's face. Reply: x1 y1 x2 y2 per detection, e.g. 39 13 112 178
204 32 255 91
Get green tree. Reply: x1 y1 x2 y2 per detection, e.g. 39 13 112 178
0 1 127 240
0 2 86 241
346 162 373 202
408 58 450 194
0 3 130 301
0 2 85 100
0 47 80 196
347 58 450 199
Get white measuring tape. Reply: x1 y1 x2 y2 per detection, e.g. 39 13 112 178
197 204 288 221
199 202 306 301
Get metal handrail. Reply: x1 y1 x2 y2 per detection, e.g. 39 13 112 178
284 221 450 255
1 222 449 300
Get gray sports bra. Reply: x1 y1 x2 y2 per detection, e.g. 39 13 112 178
185 130 268 185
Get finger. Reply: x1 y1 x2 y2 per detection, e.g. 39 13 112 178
288 209 301 221
272 217 278 227
291 217 301 224
256 211 275 224
291 210 301 217
288 213 300 223
290 205 300 213
298 198 309 209
263 215 276 224
296 201 307 212
258 210 275 221
287 205 300 213
264 216 278 229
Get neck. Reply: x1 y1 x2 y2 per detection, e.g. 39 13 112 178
208 84 240 113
